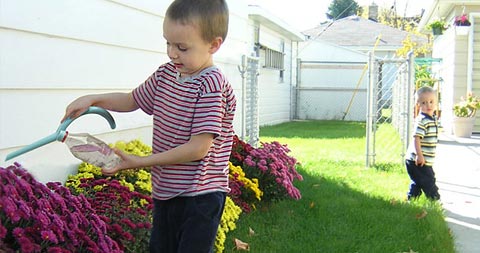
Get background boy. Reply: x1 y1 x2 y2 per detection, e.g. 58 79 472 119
62 0 236 252
405 86 440 201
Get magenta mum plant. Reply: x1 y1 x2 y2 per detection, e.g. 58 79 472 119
242 141 303 201
69 177 153 252
0 163 121 252
229 135 254 166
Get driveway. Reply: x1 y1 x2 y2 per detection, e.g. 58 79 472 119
435 133 480 253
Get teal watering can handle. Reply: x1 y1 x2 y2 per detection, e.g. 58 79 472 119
5 106 116 161
58 106 116 133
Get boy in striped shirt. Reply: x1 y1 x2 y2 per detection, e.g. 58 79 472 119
405 86 440 201
62 0 236 252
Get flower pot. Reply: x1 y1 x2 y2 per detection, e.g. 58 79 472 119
455 26 470 36
453 117 475 138
432 27 443 35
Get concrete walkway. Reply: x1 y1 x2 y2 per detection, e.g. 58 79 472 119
435 133 480 253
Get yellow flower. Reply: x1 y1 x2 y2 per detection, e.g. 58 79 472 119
229 162 263 201
215 197 242 253
120 179 135 192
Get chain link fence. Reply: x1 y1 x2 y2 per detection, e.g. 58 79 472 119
238 55 260 147
366 52 415 167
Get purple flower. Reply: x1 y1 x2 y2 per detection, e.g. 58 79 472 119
0 219 7 239
2 196 20 223
1 163 122 252
47 247 68 253
41 230 58 244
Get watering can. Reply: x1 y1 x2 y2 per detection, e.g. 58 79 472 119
5 106 116 161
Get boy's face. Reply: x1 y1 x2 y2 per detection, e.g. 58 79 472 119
163 17 221 78
417 92 437 116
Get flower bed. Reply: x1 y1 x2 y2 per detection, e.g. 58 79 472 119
1 136 302 253
0 163 122 252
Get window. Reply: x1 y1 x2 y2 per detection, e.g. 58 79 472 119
260 45 284 70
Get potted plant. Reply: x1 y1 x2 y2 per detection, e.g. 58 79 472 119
427 18 447 35
454 13 471 35
452 93 480 137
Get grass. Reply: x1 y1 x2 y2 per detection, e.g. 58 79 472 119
225 120 454 253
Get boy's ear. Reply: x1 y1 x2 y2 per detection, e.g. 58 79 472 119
208 37 223 54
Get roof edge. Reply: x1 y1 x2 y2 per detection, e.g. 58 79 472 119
248 5 304 41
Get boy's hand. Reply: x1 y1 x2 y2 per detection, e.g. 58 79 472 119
62 96 95 122
101 149 143 176
415 154 425 167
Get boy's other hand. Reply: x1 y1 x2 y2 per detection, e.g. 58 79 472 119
415 155 425 167
101 149 143 176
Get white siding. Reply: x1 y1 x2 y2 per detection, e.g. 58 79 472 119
424 5 480 134
432 14 480 134
253 24 297 126
0 0 252 182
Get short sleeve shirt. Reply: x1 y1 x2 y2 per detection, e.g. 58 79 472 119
407 112 438 166
132 62 236 200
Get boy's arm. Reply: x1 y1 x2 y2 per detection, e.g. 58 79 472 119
414 136 425 166
103 133 215 175
62 92 138 122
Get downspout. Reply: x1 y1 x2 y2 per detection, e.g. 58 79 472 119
467 13 479 93
290 40 295 120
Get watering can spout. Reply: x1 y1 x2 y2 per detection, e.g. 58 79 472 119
4 106 116 161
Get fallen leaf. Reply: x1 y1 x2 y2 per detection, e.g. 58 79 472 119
234 238 250 251
415 210 428 219
248 227 255 236
309 201 315 208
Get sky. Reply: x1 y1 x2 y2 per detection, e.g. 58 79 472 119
248 0 434 31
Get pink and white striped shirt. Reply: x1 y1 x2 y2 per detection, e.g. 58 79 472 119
132 62 236 200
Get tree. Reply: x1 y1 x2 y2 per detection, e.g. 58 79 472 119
327 0 360 20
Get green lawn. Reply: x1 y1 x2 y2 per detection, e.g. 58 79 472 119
225 120 454 253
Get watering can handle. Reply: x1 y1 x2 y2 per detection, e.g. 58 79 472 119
58 106 116 132
5 106 116 161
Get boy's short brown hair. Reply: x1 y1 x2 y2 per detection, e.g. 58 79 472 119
166 0 229 42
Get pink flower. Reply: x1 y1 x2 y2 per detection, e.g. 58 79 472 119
41 230 59 244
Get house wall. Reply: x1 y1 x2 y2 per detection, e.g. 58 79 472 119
2 0 302 183
430 6 480 134
255 24 297 125
430 30 456 134
470 14 480 132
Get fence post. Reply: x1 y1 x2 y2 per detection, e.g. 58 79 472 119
406 51 415 150
366 51 375 167
238 55 247 140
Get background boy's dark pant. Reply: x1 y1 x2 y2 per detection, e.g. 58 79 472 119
150 191 226 253
405 159 440 200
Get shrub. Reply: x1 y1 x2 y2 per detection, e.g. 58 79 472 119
228 162 263 212
0 163 121 252
214 196 242 253
70 177 153 252
242 141 303 201
230 135 254 166
66 139 152 195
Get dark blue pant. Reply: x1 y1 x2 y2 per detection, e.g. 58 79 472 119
149 191 226 253
405 159 440 200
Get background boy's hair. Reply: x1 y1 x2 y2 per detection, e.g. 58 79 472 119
166 0 229 42
415 86 436 102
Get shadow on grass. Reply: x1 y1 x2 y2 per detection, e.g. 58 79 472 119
373 162 405 173
260 120 366 139
226 168 454 253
